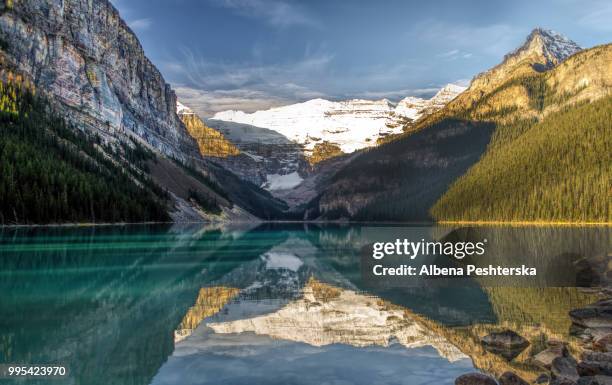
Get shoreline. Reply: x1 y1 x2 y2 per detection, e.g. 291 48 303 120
437 220 612 227
1 219 610 229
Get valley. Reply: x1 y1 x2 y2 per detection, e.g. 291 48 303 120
0 3 610 385
0 0 609 225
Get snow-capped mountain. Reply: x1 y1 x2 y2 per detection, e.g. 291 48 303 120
395 84 468 121
209 84 466 158
177 101 195 115
467 28 582 95
513 28 582 66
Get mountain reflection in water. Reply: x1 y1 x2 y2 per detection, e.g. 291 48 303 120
0 224 607 385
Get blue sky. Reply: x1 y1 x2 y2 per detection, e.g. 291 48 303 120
111 0 612 116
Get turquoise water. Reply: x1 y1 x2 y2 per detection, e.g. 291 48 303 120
0 224 608 385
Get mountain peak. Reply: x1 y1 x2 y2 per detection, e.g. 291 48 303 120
467 28 582 93
508 27 582 70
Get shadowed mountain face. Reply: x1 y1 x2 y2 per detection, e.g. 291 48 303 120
308 118 495 221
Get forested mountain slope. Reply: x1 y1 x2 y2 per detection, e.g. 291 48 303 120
0 73 170 224
432 95 611 223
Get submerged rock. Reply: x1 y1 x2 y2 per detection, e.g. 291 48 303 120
577 375 612 385
455 372 498 385
552 356 580 382
498 371 529 385
535 373 551 384
534 342 569 369
549 380 577 385
481 330 529 360
482 330 529 349
570 300 612 329
582 352 612 364
594 334 612 352
578 351 612 376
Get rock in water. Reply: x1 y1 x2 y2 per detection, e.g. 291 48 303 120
498 371 529 385
577 375 612 385
455 373 498 385
482 330 529 348
481 330 529 360
550 380 577 385
534 342 569 369
552 356 580 382
570 300 612 329
594 334 612 352
535 373 550 384
578 351 612 376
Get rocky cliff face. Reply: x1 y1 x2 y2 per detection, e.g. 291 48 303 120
0 0 197 159
177 101 240 158
203 118 308 190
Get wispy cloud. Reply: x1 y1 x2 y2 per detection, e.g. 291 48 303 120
437 49 460 58
128 18 153 31
577 0 612 31
174 86 290 117
167 47 332 115
209 0 319 28
436 49 474 61
178 47 333 89
414 21 524 58
166 46 456 115
358 87 440 100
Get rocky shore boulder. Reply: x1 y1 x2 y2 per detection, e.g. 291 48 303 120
534 341 570 369
576 375 612 385
498 371 529 385
482 330 529 349
551 356 580 382
570 299 612 329
481 330 529 360
456 373 498 385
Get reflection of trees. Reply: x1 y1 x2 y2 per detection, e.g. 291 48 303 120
0 225 280 385
309 282 596 382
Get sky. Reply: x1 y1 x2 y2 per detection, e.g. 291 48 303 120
111 0 612 117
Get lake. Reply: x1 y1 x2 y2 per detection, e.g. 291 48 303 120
0 224 609 385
